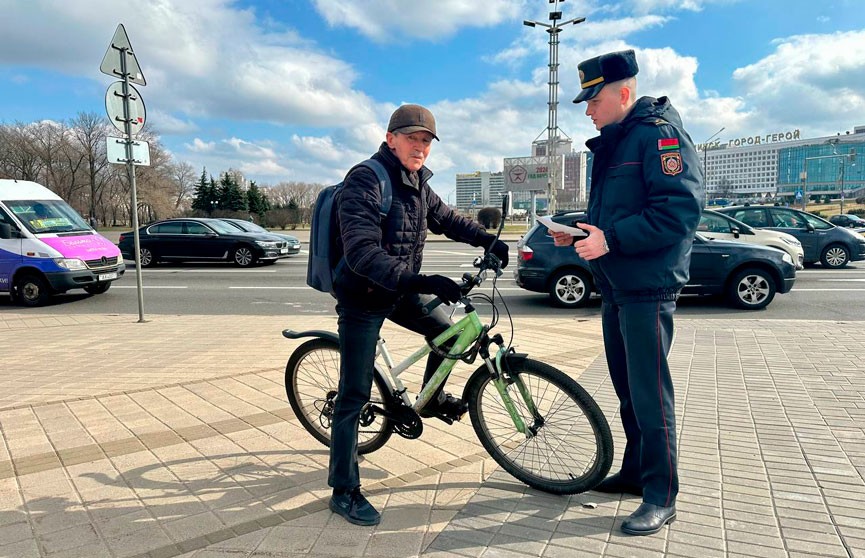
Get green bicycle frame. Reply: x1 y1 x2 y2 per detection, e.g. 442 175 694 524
378 306 537 435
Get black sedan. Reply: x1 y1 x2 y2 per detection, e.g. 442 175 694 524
118 218 291 267
514 212 796 310
218 218 301 255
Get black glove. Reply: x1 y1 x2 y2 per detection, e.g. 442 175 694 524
475 231 509 268
400 273 462 304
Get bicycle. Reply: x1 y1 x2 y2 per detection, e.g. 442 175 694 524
283 214 613 495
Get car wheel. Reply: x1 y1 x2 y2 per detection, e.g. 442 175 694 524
820 244 850 269
14 274 52 307
548 268 592 308
727 267 776 310
139 247 157 268
233 245 257 267
83 282 111 295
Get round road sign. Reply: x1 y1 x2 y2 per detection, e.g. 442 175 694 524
105 81 146 136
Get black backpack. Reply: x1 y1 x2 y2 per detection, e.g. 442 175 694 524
306 159 392 296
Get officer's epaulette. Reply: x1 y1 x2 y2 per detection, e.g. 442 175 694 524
638 117 670 128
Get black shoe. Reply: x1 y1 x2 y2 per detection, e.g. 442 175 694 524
592 472 642 496
621 502 676 535
329 487 381 526
419 393 468 420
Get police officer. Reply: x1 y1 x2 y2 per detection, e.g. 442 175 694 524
551 50 703 535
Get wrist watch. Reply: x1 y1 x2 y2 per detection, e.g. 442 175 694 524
602 238 610 254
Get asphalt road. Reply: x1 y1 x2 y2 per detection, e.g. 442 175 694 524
3 240 865 321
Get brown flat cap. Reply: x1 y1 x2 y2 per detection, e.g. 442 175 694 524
387 104 439 140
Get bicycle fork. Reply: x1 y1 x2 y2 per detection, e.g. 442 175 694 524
486 344 543 438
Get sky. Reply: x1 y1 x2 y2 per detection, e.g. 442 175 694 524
2 0 865 202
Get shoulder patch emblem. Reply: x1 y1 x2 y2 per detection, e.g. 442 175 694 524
661 152 683 176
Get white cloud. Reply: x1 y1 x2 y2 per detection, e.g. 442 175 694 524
0 0 378 128
732 30 865 136
149 110 198 135
627 0 741 13
185 138 216 153
311 0 523 42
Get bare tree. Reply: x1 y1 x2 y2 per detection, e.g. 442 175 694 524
29 120 87 205
0 123 45 181
70 112 111 225
169 160 196 212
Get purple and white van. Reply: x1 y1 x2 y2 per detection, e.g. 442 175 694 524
0 179 125 306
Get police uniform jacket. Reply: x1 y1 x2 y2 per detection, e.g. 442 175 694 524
333 142 486 307
585 96 704 303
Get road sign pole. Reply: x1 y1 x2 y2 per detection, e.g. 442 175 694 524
118 44 146 323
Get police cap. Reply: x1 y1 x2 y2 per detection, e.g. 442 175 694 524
573 49 639 104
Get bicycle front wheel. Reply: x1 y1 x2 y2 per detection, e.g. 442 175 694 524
465 358 613 494
285 338 392 454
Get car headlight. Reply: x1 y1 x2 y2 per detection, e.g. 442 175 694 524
53 258 87 270
780 236 800 246
781 253 793 265
255 241 279 248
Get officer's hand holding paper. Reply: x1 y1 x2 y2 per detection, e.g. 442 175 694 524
539 215 588 247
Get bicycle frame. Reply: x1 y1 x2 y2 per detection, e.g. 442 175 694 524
373 303 538 436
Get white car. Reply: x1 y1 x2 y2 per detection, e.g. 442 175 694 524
699 209 805 269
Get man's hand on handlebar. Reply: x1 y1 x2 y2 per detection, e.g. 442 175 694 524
400 273 462 304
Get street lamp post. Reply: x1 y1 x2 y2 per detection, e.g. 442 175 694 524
524 0 586 216
701 127 724 200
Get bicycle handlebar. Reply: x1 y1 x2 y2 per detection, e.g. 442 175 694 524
421 195 508 316
420 253 503 316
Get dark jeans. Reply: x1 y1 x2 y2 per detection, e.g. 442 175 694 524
328 293 452 491
602 300 678 507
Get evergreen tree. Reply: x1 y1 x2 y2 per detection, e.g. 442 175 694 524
247 181 271 217
191 167 218 213
217 172 248 212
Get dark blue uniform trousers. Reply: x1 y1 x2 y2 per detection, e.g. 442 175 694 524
602 299 678 507
328 294 452 491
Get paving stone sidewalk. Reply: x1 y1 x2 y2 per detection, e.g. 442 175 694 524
0 312 863 558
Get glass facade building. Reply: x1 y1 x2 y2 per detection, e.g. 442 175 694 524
701 125 865 201
777 141 864 202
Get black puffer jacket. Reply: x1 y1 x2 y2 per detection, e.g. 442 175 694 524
333 142 486 306
585 96 704 303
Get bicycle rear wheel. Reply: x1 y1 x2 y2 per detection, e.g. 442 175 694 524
465 358 613 494
285 338 392 454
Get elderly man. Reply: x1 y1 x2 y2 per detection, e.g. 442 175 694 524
327 104 509 526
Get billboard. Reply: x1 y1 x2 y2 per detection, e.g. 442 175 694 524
504 155 564 192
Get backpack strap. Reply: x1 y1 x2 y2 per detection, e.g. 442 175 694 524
358 158 392 218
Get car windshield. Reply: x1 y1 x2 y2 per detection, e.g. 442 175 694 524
801 212 833 230
7 199 91 234
238 221 267 233
207 220 245 234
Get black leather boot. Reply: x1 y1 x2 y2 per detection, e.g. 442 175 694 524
621 502 676 535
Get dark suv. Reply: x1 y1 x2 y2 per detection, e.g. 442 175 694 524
716 205 865 268
515 212 796 310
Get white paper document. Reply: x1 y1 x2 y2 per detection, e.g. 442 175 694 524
538 215 588 237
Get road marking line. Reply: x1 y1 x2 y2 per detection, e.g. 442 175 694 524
816 279 865 282
791 288 865 291
112 286 188 289
126 269 279 273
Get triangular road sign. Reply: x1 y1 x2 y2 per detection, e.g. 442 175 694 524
100 24 146 86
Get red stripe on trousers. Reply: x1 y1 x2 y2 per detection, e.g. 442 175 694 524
657 301 673 507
